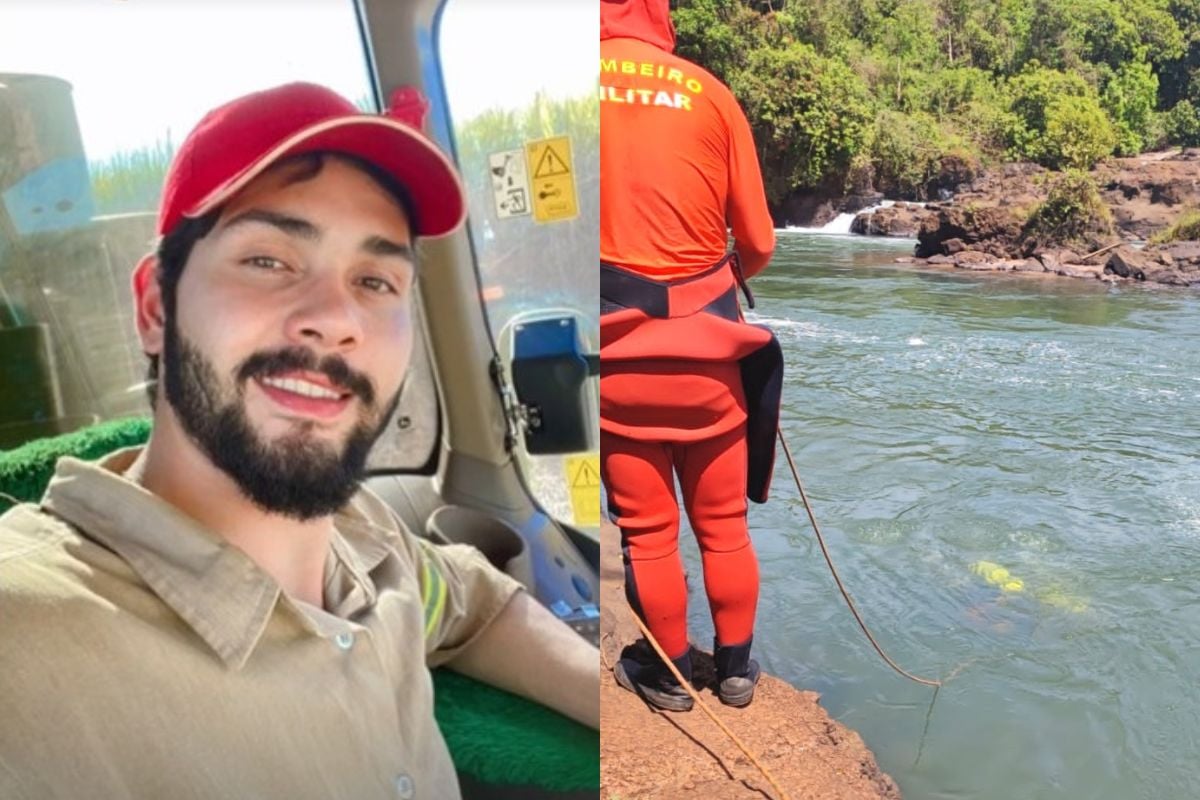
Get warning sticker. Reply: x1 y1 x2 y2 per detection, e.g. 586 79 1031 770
488 148 531 219
565 453 601 527
532 145 570 178
526 136 578 223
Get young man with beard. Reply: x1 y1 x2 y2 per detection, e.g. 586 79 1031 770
0 83 598 799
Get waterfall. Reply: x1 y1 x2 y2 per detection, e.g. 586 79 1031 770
780 200 897 235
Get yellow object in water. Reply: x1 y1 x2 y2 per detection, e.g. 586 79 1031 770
970 560 1025 593
1039 589 1089 613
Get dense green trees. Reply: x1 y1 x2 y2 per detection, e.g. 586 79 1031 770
672 0 1200 203
729 43 873 199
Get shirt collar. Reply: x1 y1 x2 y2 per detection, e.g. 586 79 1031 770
41 447 392 669
325 512 392 617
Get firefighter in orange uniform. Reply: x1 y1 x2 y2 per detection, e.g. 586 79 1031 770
600 0 780 711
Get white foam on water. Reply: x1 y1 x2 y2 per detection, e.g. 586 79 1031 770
745 312 879 345
1164 493 1200 539
779 200 899 235
744 312 807 328
908 336 926 346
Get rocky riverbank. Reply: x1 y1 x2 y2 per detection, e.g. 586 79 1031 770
839 150 1200 287
887 240 1200 287
599 522 901 800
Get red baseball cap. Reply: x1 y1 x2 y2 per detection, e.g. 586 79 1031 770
157 82 466 238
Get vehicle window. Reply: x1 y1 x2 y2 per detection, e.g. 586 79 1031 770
0 1 438 470
438 0 599 527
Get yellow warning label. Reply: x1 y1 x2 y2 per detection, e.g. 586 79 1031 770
526 136 578 223
533 145 570 178
565 453 601 527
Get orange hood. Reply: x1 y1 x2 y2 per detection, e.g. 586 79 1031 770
600 0 675 52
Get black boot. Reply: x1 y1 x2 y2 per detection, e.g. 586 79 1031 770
713 637 760 707
614 650 694 712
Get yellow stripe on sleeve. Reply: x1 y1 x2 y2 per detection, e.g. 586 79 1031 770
418 544 448 640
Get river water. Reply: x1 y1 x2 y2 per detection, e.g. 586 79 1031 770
678 232 1200 799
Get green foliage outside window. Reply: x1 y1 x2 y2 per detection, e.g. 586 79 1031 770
89 139 174 217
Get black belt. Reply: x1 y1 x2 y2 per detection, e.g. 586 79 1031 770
600 253 754 319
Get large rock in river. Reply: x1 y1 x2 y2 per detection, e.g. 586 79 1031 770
1105 243 1200 286
1105 247 1155 280
916 204 1024 258
850 203 933 237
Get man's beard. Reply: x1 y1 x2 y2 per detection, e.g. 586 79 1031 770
161 318 401 520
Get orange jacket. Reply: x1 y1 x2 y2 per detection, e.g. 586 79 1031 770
600 0 775 280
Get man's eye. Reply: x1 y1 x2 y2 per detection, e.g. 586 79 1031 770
244 256 286 270
360 276 400 295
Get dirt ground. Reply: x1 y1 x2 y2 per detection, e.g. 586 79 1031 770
599 522 902 800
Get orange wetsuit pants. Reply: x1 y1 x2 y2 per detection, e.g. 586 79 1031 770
601 424 760 660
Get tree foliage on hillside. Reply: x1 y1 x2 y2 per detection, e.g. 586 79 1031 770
671 0 1200 204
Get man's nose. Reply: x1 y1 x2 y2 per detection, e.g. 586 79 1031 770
284 275 364 352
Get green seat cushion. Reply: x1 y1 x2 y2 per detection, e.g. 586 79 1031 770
0 417 598 793
433 670 598 793
0 416 153 510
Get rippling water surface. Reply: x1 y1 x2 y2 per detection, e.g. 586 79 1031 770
678 233 1200 799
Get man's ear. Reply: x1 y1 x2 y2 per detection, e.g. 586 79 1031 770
132 253 165 356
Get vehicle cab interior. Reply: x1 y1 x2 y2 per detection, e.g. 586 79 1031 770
0 1 599 797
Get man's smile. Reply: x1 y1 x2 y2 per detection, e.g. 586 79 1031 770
255 371 354 420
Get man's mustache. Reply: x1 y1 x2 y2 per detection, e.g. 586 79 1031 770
236 347 377 407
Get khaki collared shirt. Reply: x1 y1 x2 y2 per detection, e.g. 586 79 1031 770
0 448 523 800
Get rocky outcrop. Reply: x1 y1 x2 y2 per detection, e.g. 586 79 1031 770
1105 246 1157 280
780 149 1200 287
930 151 982 195
945 151 1200 237
902 153 1200 286
777 191 887 228
1094 150 1200 240
777 193 840 229
915 204 1025 258
910 242 1200 287
943 161 1048 213
1104 243 1200 286
850 203 934 237
940 151 1200 242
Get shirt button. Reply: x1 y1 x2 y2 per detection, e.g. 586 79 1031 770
394 773 415 799
334 632 354 651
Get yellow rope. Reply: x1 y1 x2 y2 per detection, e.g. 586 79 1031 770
629 613 792 800
778 430 942 688
614 424 943 799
